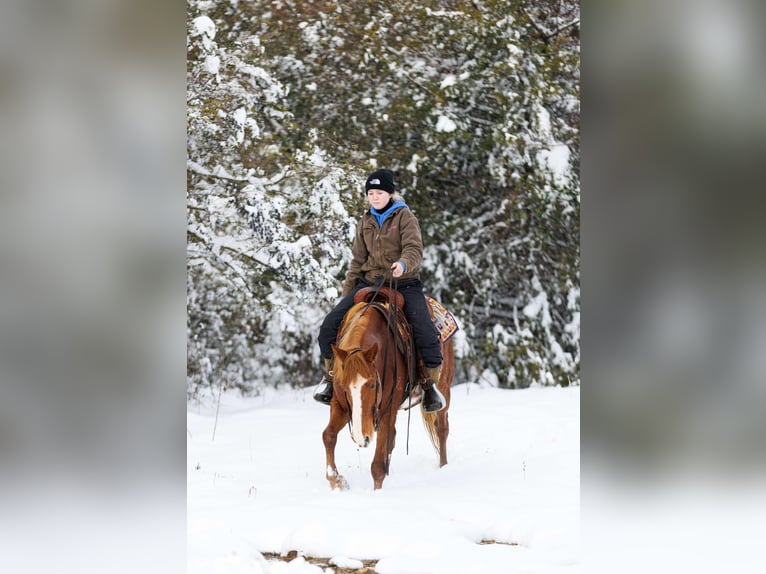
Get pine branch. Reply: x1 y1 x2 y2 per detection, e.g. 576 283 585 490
187 161 250 183
545 18 580 42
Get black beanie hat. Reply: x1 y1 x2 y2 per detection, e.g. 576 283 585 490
365 169 395 194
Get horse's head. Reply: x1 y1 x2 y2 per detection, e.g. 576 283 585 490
331 343 380 448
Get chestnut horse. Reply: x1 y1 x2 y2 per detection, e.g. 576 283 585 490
322 300 454 490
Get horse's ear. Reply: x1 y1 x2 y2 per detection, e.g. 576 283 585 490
332 344 347 361
363 343 378 363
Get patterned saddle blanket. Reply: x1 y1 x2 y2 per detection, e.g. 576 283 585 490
425 295 458 343
353 287 458 343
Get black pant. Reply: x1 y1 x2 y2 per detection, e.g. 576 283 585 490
318 279 443 367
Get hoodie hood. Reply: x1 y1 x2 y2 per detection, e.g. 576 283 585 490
370 199 408 227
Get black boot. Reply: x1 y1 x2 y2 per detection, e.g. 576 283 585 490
421 366 445 413
313 358 334 405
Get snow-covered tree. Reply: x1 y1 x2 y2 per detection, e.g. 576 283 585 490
187 2 361 396
187 0 580 394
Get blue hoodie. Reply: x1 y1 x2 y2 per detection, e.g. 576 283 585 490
370 199 408 228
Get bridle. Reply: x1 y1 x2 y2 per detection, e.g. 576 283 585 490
338 347 384 429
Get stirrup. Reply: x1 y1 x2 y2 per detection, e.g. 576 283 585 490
399 384 422 411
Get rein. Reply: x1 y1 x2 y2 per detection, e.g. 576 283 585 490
380 276 416 468
386 279 415 458
344 272 416 473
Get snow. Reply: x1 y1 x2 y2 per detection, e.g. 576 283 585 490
233 108 247 142
191 16 216 40
537 145 572 187
205 55 221 76
299 21 322 45
523 290 549 321
406 153 422 173
425 8 464 18
435 115 457 133
534 105 572 187
188 383 580 573
440 75 456 89
330 556 364 569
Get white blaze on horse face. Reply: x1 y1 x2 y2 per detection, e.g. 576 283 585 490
349 373 372 447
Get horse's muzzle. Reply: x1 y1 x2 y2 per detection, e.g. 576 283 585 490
352 433 372 448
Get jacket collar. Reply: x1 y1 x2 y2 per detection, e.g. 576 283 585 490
370 200 408 227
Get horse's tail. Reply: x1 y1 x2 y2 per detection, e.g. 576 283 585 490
420 410 441 456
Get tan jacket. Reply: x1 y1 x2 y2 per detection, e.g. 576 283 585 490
341 206 424 296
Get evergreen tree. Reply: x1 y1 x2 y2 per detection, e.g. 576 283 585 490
187 0 580 394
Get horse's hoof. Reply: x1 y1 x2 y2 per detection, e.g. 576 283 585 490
328 475 348 490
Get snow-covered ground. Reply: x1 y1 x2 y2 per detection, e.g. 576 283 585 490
187 383 580 573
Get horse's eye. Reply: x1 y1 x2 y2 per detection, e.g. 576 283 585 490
367 382 376 389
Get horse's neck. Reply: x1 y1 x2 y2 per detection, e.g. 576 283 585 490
343 305 408 383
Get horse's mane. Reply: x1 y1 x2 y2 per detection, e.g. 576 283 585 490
333 302 377 383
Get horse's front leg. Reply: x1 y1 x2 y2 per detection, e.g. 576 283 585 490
322 405 349 490
371 420 396 489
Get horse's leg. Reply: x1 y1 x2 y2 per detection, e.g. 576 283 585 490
385 425 397 472
435 410 449 467
322 405 349 490
371 418 396 489
436 346 452 468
